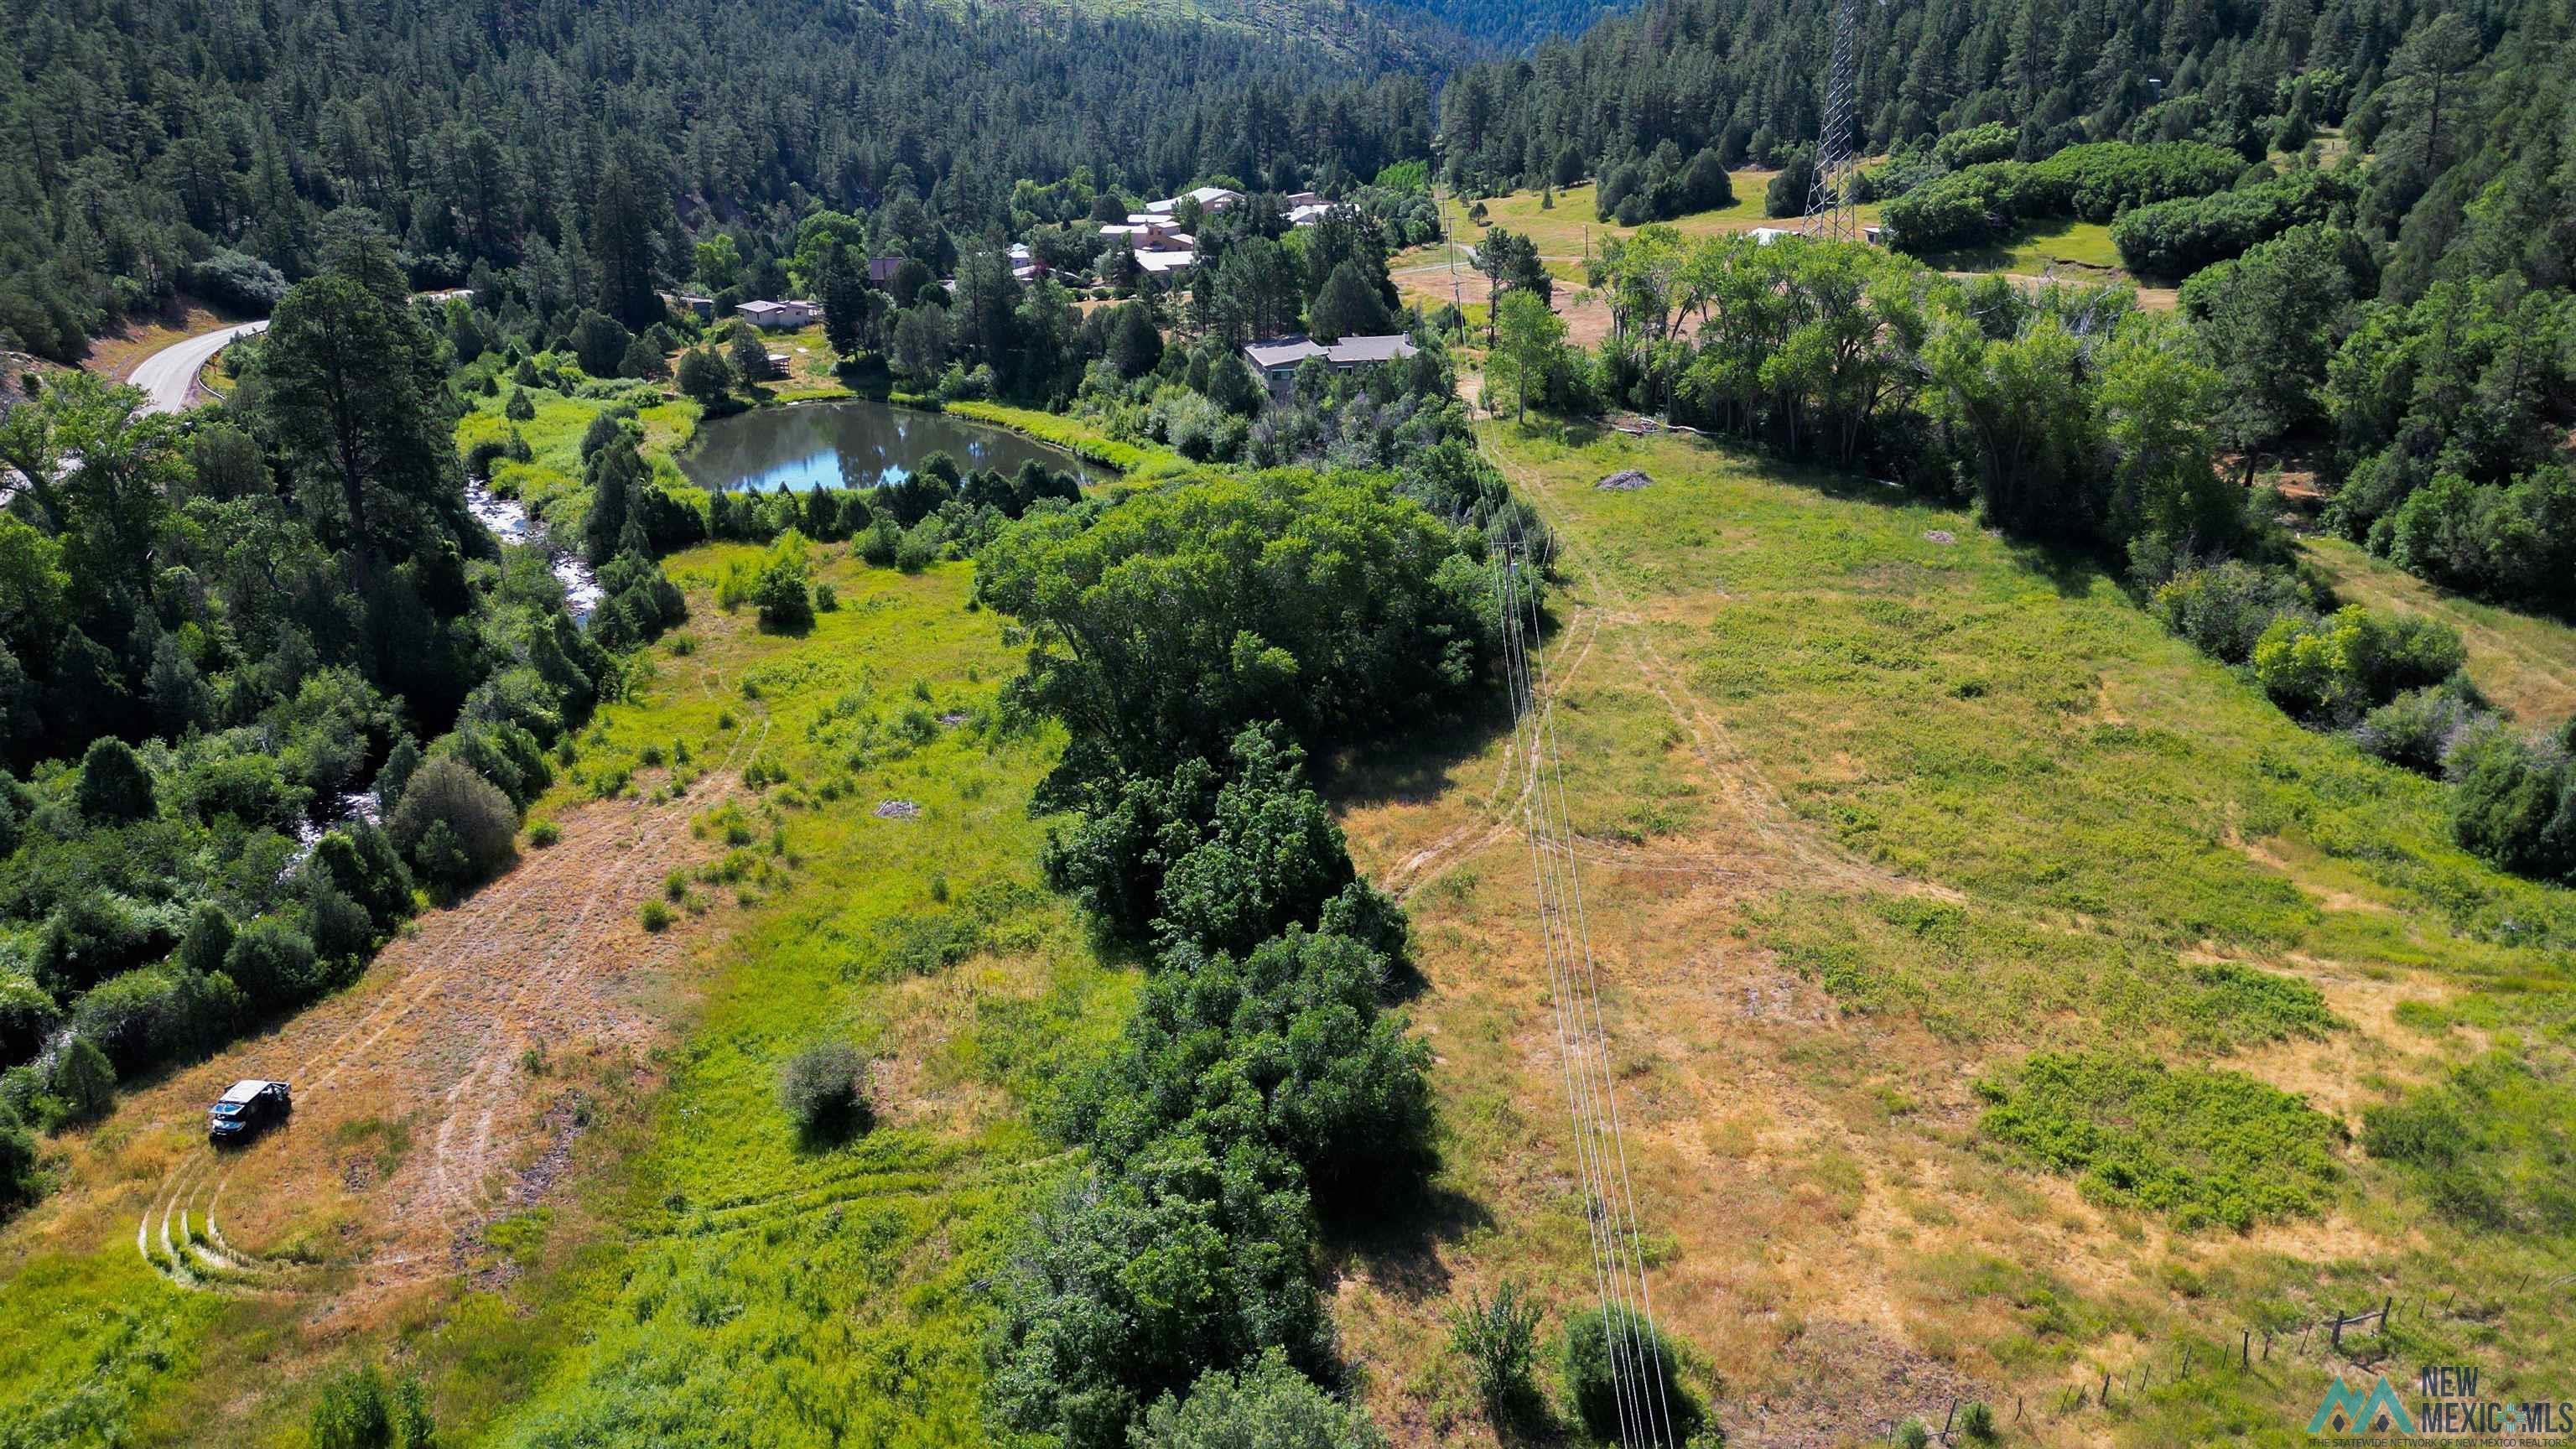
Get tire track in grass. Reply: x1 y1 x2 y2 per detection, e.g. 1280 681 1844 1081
130 689 761 1292
427 709 769 1235
1478 430 1919 898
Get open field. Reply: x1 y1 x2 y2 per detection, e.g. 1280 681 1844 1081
2303 536 2576 724
1919 216 2128 278
1436 178 1859 265
1328 420 2576 1445
0 543 1128 1445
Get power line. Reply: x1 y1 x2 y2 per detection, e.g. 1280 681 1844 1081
1490 537 1680 1447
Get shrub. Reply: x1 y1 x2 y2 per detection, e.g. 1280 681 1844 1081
0 1102 37 1216
1976 1051 2340 1229
222 917 321 1010
2447 724 2576 884
48 1036 117 1124
1959 1399 1997 1441
813 581 838 612
182 248 288 313
638 900 672 932
990 1135 1322 1449
1896 1420 1931 1449
777 1040 871 1141
386 756 518 889
309 1364 436 1449
2149 561 2311 664
504 387 537 421
527 821 560 847
1131 1349 1387 1449
75 738 156 822
2111 169 2356 280
0 974 63 1067
1562 1306 1699 1443
2250 605 2464 724
2354 681 2488 774
1450 1279 1545 1425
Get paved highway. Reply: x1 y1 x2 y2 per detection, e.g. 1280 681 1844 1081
128 319 267 414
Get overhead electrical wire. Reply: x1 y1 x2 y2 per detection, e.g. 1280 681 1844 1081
1489 533 1680 1448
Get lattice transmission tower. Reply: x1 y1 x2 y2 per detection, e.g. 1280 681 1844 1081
1801 0 1863 242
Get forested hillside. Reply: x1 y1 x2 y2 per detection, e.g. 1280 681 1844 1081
1445 0 2575 614
1371 0 1636 50
0 0 1437 361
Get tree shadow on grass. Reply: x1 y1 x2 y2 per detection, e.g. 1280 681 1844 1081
1316 1172 1494 1306
1325 683 1518 815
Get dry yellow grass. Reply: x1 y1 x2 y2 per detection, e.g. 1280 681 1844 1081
1325 421 2569 1447
2303 535 2576 724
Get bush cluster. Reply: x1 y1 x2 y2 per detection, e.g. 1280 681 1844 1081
1881 142 2240 252
985 481 1478 1447
2111 167 2357 280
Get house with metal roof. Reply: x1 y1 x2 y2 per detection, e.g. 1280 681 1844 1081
1240 333 1419 399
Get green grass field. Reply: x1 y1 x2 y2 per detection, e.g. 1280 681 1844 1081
399 546 1132 1445
1438 178 1884 264
456 377 702 537
1329 419 2576 1445
1919 216 2131 279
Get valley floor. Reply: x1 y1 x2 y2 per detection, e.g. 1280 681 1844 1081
6 416 2573 1449
1327 420 2576 1446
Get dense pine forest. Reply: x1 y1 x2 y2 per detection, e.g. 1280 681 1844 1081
0 0 1441 360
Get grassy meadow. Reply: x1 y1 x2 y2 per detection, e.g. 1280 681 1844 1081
1436 177 1881 266
0 539 1128 1446
406 545 1133 1444
2303 535 2576 724
1329 419 2576 1445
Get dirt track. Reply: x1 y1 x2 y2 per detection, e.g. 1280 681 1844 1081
115 709 768 1309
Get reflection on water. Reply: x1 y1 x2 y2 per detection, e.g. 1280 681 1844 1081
677 399 1086 493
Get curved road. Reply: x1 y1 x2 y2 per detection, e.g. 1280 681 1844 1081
129 319 267 414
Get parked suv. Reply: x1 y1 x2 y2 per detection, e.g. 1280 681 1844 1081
207 1078 292 1144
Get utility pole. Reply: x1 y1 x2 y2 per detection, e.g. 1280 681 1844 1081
1803 0 1862 242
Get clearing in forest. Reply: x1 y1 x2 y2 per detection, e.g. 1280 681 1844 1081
1328 420 2576 1447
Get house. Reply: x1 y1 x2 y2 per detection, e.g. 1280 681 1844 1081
1281 191 1323 210
1861 224 1885 246
736 299 818 329
1144 186 1244 216
673 293 715 320
1241 333 1419 399
1748 227 1794 246
868 257 909 286
1285 203 1332 228
1102 220 1187 247
1133 248 1197 276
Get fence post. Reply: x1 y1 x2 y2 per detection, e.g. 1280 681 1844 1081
2242 1329 2251 1367
2382 1295 2394 1332
1943 1399 1956 1441
2102 1370 2112 1408
2263 1331 2273 1362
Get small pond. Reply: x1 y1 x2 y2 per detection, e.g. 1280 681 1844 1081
678 398 1088 494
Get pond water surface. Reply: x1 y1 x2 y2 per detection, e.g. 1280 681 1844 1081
678 399 1086 493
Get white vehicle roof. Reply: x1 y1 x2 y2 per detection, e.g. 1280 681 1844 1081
219 1079 277 1104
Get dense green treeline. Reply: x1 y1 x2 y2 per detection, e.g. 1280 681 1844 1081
974 467 1506 1446
0 0 1441 361
0 216 647 1210
1444 0 2576 616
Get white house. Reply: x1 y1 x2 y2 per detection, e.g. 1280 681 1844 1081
736 299 818 329
1285 203 1332 228
1133 248 1197 276
1241 334 1419 399
1144 186 1244 216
